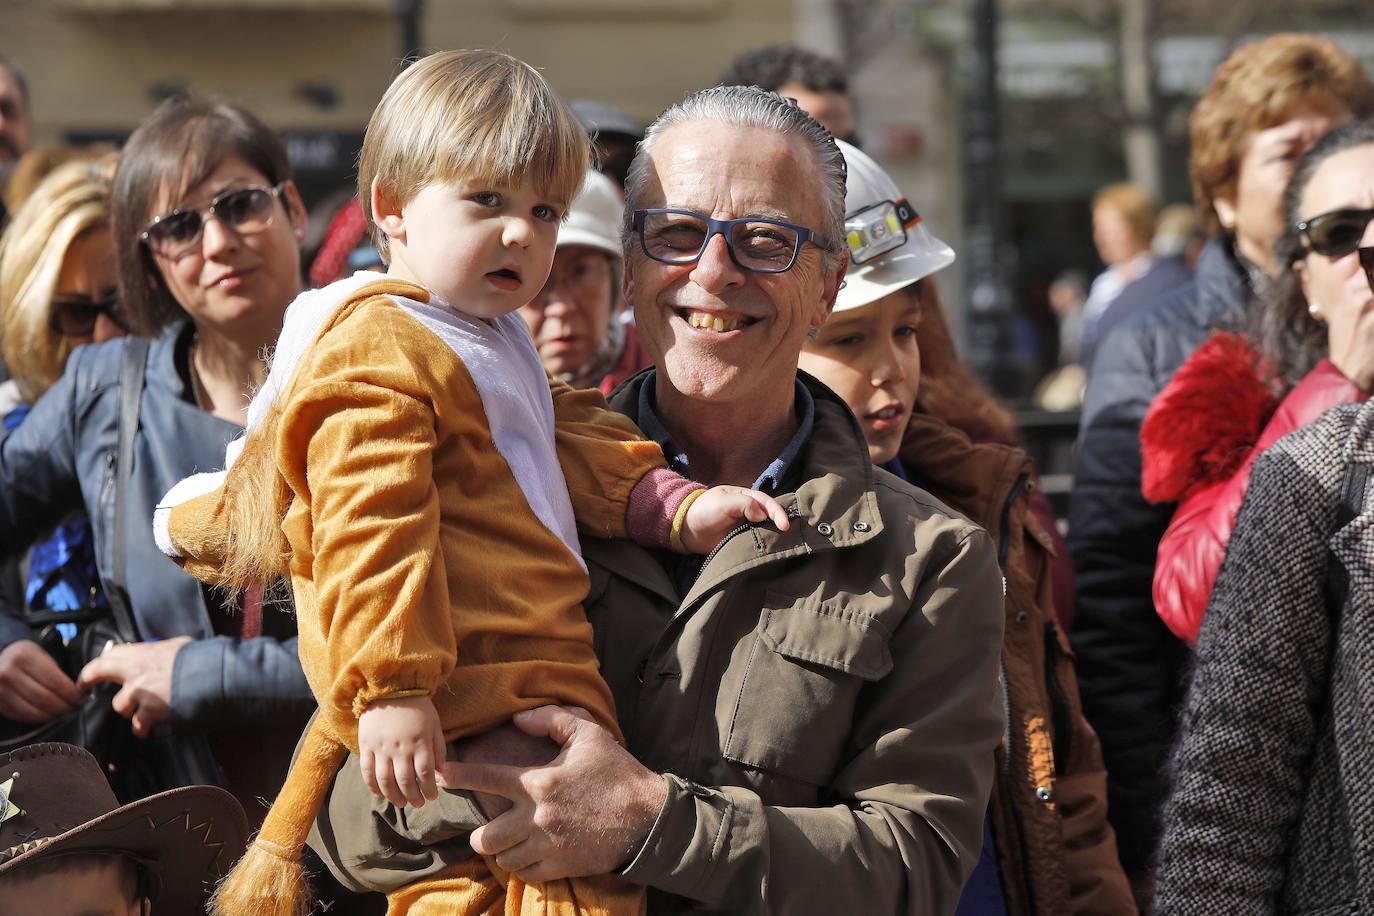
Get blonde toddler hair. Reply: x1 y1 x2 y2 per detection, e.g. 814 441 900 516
0 151 117 403
358 49 590 261
219 49 589 590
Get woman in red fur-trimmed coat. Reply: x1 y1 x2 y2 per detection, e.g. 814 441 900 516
1140 124 1374 646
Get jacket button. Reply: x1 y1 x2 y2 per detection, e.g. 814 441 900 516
853 521 871 532
816 523 833 537
1014 611 1028 624
1036 786 1053 804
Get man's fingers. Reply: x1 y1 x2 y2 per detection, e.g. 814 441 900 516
512 705 585 747
493 838 543 874
469 809 529 858
437 760 526 799
515 860 569 885
131 711 152 739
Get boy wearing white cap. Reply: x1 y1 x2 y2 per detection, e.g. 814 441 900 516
798 141 1136 916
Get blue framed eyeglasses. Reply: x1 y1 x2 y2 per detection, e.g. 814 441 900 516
633 208 830 274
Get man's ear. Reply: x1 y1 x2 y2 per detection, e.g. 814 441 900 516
1213 195 1238 233
370 178 406 243
813 252 848 330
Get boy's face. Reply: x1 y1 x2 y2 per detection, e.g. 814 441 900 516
382 178 564 319
1 859 149 916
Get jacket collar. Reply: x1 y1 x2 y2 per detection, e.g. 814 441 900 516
897 410 1029 542
604 368 883 606
1194 236 1253 329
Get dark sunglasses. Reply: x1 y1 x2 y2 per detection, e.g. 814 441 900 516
140 183 286 258
1361 247 1374 294
1296 206 1374 259
49 288 128 339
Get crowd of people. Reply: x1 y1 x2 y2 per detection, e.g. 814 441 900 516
0 32 1370 916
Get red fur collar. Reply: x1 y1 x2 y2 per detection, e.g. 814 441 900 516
1140 331 1277 504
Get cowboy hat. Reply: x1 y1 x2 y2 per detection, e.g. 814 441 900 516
0 743 247 912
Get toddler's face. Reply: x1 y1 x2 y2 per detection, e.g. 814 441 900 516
394 179 563 318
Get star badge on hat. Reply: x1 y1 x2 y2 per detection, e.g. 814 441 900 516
0 773 21 825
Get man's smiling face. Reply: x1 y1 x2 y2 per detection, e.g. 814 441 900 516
626 121 842 409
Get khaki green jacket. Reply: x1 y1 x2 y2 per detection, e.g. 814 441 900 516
900 412 1136 915
304 372 1005 915
582 372 1006 914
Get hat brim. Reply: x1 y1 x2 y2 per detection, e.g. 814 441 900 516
556 229 623 259
835 245 956 313
0 784 248 913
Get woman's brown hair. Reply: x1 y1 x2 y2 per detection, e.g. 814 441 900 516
914 280 1019 446
110 95 291 336
1190 33 1374 237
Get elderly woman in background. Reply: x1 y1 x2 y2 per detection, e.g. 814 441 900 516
797 141 1134 916
1142 122 1374 647
0 96 315 818
0 153 121 631
518 169 649 394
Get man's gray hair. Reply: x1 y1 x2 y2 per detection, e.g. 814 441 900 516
622 85 847 269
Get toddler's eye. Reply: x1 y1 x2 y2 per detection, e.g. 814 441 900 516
533 204 560 222
472 191 501 207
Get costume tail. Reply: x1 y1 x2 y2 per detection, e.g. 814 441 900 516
209 717 347 916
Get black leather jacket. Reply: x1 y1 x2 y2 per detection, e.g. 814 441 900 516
1067 237 1249 872
0 322 311 731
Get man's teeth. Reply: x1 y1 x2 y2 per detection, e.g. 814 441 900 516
873 407 899 419
685 311 741 332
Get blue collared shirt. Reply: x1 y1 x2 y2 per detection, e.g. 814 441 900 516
637 369 814 595
637 368 815 495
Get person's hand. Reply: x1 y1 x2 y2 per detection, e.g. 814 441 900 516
0 640 82 723
358 694 446 808
679 485 790 554
438 705 669 883
77 636 190 738
1325 290 1374 391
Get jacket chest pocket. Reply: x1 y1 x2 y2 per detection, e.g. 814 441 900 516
722 592 894 785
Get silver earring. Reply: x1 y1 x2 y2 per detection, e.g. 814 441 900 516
1309 302 1324 320
808 326 821 340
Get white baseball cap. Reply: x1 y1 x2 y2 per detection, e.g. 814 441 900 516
834 138 955 312
557 169 623 259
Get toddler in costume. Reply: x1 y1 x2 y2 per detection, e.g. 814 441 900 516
153 50 788 916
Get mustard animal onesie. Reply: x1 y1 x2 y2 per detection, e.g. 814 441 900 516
156 274 676 916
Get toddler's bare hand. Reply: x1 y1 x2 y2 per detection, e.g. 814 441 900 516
680 486 790 554
358 694 446 808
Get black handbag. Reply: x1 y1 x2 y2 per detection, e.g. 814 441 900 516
0 338 222 801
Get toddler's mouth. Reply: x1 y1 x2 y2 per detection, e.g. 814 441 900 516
487 268 522 291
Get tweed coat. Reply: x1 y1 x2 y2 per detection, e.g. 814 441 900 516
1152 399 1374 914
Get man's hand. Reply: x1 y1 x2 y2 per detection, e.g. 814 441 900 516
0 640 82 723
77 636 190 737
439 705 669 883
358 694 446 808
680 485 790 554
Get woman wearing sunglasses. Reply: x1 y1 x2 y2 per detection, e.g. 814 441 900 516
1141 120 1374 646
1152 121 1374 913
0 97 317 818
0 152 122 636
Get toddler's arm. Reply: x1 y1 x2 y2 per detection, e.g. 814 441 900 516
548 378 788 553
